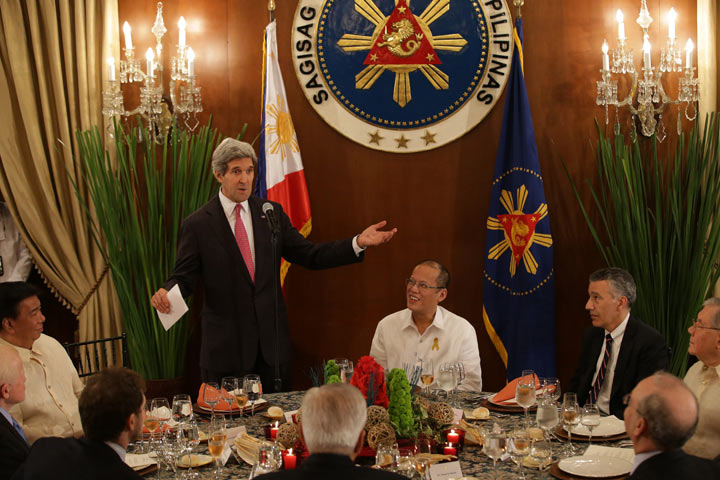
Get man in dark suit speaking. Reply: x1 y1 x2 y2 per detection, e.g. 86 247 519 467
569 268 668 418
151 139 396 390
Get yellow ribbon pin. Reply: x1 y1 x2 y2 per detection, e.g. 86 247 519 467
432 338 439 351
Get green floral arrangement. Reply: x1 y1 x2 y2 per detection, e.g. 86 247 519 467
387 368 414 437
327 375 341 384
324 360 340 383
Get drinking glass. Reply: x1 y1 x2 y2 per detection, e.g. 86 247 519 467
375 443 398 469
249 441 282 478
208 415 227 479
516 370 537 426
177 420 200 479
221 377 238 420
582 403 601 442
234 386 249 418
142 401 159 453
172 394 193 424
561 393 580 456
419 358 434 395
509 429 531 479
484 430 508 480
151 398 171 440
397 453 415 478
437 363 457 403
451 361 466 392
541 377 561 402
536 397 559 439
341 360 354 383
243 374 262 416
530 439 553 473
203 382 220 415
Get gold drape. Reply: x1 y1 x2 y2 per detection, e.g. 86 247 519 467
0 1 123 349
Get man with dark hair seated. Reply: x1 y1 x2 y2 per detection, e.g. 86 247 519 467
12 368 146 480
624 372 720 479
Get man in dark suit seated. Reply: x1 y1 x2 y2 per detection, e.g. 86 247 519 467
12 368 146 480
0 345 29 479
625 372 720 479
256 383 405 480
569 268 668 418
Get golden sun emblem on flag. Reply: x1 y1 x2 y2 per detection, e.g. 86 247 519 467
337 0 467 108
266 95 300 161
487 185 553 277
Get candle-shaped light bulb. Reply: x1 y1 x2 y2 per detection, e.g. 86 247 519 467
667 8 677 41
107 56 116 81
123 21 133 50
602 40 610 72
145 47 155 77
187 47 195 76
685 38 694 69
616 10 625 41
178 16 187 48
643 35 651 69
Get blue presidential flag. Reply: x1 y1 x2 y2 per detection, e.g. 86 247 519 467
482 18 556 380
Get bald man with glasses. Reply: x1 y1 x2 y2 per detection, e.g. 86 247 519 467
370 260 482 391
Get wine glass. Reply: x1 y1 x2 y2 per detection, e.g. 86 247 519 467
243 374 262 416
208 414 227 479
509 428 531 479
516 370 537 426
484 430 508 480
541 377 561 402
341 360 354 383
419 358 434 395
172 394 193 425
451 361 466 392
562 393 580 456
437 363 457 403
141 401 158 454
536 397 559 440
151 398 171 440
582 403 601 442
221 377 238 420
530 439 553 472
177 420 200 479
234 385 249 418
203 382 220 415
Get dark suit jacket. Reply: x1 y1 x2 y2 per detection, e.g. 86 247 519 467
630 449 720 479
568 315 668 418
255 453 407 480
165 195 363 373
11 437 141 480
0 412 29 480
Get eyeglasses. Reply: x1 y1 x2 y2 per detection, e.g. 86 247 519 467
405 278 445 291
692 320 720 331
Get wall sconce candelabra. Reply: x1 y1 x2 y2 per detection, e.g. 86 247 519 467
102 2 202 141
596 0 699 140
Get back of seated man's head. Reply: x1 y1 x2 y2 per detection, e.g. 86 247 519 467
0 282 39 327
0 344 25 408
300 383 366 456
630 372 698 451
79 368 145 444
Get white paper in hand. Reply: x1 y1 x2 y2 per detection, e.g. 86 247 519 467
156 284 188 331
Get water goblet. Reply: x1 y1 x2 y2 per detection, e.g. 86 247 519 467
221 377 238 420
516 370 537 427
509 428 531 479
535 397 559 440
561 393 580 456
582 403 601 442
437 363 457 404
484 430 508 480
243 374 262 416
341 360 354 383
451 361 466 392
530 439 553 473
541 377 561 402
177 420 200 479
172 394 193 425
151 398 171 442
203 382 220 415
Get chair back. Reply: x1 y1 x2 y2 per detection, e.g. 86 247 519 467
63 333 129 378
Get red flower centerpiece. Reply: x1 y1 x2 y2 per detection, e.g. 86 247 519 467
350 355 388 408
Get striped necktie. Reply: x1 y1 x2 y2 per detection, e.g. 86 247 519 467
235 204 255 282
589 333 613 404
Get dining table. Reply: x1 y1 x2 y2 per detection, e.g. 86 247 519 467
136 390 634 480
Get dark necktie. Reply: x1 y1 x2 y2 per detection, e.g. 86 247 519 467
589 333 613 404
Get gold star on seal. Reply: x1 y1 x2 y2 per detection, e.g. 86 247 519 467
398 6 407 13
421 130 437 145
370 53 378 62
395 134 409 149
368 130 384 145
426 53 435 62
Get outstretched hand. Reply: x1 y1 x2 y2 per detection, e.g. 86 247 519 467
151 288 171 314
357 220 397 248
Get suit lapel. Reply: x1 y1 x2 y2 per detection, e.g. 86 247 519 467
0 413 29 450
611 316 637 399
206 196 254 284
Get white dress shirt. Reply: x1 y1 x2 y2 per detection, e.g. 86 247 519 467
683 361 720 459
591 313 629 414
370 306 483 391
0 202 32 282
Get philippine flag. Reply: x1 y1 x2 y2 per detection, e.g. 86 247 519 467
256 20 312 284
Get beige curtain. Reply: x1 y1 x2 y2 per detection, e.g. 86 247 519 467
0 1 123 349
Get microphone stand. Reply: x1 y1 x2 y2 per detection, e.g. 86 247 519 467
270 223 282 393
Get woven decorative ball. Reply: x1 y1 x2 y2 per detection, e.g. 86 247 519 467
428 401 454 426
276 422 299 449
415 395 431 412
365 405 390 431
367 422 396 450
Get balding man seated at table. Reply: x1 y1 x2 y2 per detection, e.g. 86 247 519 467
623 372 720 479
0 345 29 479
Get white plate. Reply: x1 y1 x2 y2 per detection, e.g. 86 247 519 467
558 455 632 477
566 416 626 437
177 454 213 468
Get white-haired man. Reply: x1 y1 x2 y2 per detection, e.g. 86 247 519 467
255 383 405 480
0 344 29 478
683 297 720 459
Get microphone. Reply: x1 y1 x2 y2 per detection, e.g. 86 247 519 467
262 202 280 233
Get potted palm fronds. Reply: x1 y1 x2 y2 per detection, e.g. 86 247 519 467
567 115 720 375
75 120 245 381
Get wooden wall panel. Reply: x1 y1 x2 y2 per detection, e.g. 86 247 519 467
112 0 699 392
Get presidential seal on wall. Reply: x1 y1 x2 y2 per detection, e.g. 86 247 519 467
292 0 513 153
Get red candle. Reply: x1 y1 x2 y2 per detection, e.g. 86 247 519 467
443 445 457 456
283 449 297 469
270 427 279 440
447 430 460 443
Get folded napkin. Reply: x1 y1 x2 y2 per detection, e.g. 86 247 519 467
125 453 157 470
197 383 239 410
492 373 540 403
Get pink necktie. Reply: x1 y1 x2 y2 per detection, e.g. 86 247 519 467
235 204 254 281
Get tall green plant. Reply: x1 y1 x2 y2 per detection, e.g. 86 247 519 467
566 116 720 376
75 120 229 379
